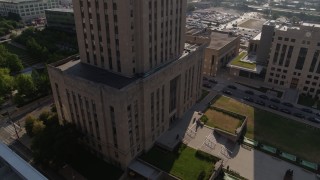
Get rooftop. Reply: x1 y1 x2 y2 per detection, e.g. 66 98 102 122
45 8 73 13
228 52 263 74
56 59 138 89
0 0 41 3
52 43 202 90
0 142 47 180
207 32 239 50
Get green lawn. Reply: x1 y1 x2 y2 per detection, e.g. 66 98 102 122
204 108 243 134
236 82 283 98
212 95 320 163
230 52 256 70
141 145 218 180
298 94 320 110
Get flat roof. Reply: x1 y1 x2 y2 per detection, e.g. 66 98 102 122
52 43 202 90
0 142 47 180
207 32 239 50
45 8 73 13
57 60 138 89
0 0 39 3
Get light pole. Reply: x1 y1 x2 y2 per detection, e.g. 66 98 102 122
6 110 19 139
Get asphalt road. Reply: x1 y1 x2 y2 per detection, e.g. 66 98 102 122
202 79 320 128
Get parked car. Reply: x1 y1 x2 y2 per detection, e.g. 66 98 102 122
307 117 320 123
227 85 237 90
244 90 254 95
223 90 232 95
203 84 212 88
258 94 269 100
293 113 305 118
315 112 320 117
255 100 265 106
280 109 291 114
209 79 217 84
283 102 294 108
268 104 278 110
270 98 280 103
243 97 254 102
301 108 313 114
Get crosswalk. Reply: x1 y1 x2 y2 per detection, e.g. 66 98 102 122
0 123 24 145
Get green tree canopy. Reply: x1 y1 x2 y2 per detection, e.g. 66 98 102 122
0 68 14 95
15 74 36 96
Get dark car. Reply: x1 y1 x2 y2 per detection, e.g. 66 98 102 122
268 104 278 110
203 77 208 81
203 84 212 88
243 97 254 102
223 90 232 95
244 90 254 95
316 112 320 117
255 100 265 106
293 113 305 118
307 117 320 123
227 85 237 90
280 109 291 114
209 79 217 84
270 98 280 103
259 94 269 100
283 102 294 108
301 108 313 114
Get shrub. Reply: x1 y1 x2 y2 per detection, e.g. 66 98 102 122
200 115 209 124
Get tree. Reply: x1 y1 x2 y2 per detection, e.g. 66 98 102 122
187 4 196 12
31 115 80 167
6 54 23 72
31 69 50 94
32 120 45 136
15 74 36 96
0 45 23 73
25 116 36 137
0 68 14 96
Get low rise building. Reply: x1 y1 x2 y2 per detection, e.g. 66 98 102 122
187 29 240 76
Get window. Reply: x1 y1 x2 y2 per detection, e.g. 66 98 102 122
284 38 289 41
278 37 282 40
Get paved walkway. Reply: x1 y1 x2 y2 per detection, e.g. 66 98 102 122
157 90 318 180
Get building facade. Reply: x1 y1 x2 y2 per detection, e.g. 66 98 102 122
0 0 59 22
45 8 75 33
48 0 205 169
265 23 320 98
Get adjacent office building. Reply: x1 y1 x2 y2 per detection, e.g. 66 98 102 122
48 0 205 169
0 0 59 22
265 22 320 98
45 8 75 33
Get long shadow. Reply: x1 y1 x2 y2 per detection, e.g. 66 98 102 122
251 105 320 179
